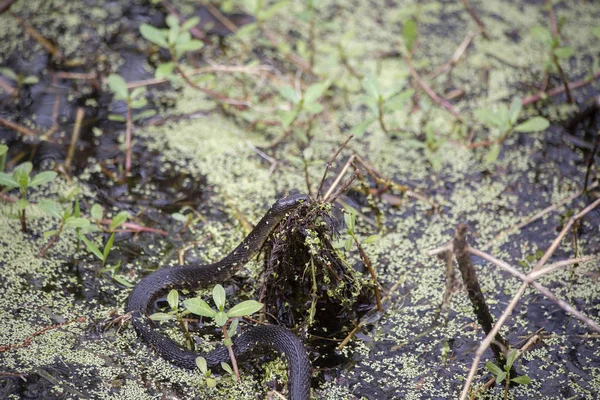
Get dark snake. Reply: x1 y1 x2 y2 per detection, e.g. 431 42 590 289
125 193 311 400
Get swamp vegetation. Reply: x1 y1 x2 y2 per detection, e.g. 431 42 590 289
1 0 600 399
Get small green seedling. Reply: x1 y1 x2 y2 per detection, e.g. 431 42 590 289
0 161 57 232
183 284 264 382
474 97 550 163
38 198 91 257
149 289 195 348
139 15 204 82
0 67 39 95
333 210 379 252
276 80 331 128
530 25 573 74
486 348 531 399
195 356 218 388
352 74 413 136
79 231 115 268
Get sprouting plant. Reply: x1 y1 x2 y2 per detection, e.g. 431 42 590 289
0 67 39 96
139 15 204 83
149 289 195 348
38 198 91 257
277 80 330 131
195 356 218 388
486 348 531 399
474 98 550 163
172 206 203 233
183 284 264 382
0 144 7 172
107 74 155 177
0 161 57 233
530 23 573 102
405 122 446 171
352 74 414 136
79 231 115 268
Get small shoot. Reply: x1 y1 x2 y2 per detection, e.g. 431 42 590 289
38 198 91 257
0 67 39 96
486 348 531 399
148 289 195 349
196 356 218 388
0 144 8 172
183 284 264 382
276 79 331 139
0 161 57 232
107 74 155 176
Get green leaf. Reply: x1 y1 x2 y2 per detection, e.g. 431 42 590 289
79 233 103 261
362 74 380 99
16 198 28 211
214 311 228 326
513 117 550 132
495 371 507 384
29 171 57 187
175 31 191 45
107 74 129 101
181 17 200 31
227 318 238 338
259 0 289 20
130 87 146 100
167 289 179 310
554 47 573 59
344 211 355 233
363 235 380 244
509 97 522 125
280 109 299 128
114 274 134 287
172 213 188 222
530 26 553 45
74 198 81 218
303 81 330 104
108 114 126 122
132 109 157 121
484 143 501 164
227 300 264 318
103 232 115 263
65 217 90 228
0 67 18 80
0 144 7 156
149 312 175 321
486 361 504 377
474 108 506 129
91 204 103 220
403 19 417 52
277 85 300 104
166 14 179 28
384 89 414 113
140 23 169 48
505 349 518 369
168 25 180 46
234 22 257 38
205 377 217 388
0 172 19 188
43 229 59 238
196 356 208 374
130 98 148 109
22 76 39 85
13 162 32 187
212 284 226 310
183 298 216 318
109 211 128 231
593 27 600 40
223 338 233 347
344 236 353 252
221 362 234 375
303 102 323 114
511 375 531 385
350 118 375 137
175 40 204 53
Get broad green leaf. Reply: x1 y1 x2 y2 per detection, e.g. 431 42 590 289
227 300 264 318
384 89 414 113
474 108 506 129
129 98 148 109
212 284 226 310
486 361 504 377
196 356 208 374
363 235 380 245
484 144 501 164
280 109 299 127
107 74 129 100
176 39 204 53
168 25 180 46
175 31 191 45
0 144 7 156
130 87 146 101
103 232 115 263
277 85 300 104
91 204 103 220
114 274 134 287
13 162 32 187
149 312 175 321
36 199 59 218
344 211 355 233
166 14 179 28
171 213 188 222
234 22 257 38
344 236 353 252
0 172 19 188
156 62 176 79
167 289 179 310
509 97 522 125
506 349 518 369
16 198 28 211
303 102 323 114
511 375 531 385
29 171 57 187
79 233 103 261
206 377 217 388
0 67 18 80
303 81 330 104
181 17 200 32
183 298 216 318
350 118 375 137
554 47 573 59
530 26 553 45
495 371 507 384
65 217 90 228
22 76 39 85
214 311 228 326
140 23 169 48
221 362 234 375
513 117 550 132
109 211 128 231
43 229 58 238
362 74 380 99
227 318 238 338
403 19 417 52
132 109 157 121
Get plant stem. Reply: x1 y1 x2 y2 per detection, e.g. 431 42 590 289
39 222 64 258
352 236 383 312
176 314 195 351
222 323 241 382
125 104 132 176
20 209 27 233
377 97 389 134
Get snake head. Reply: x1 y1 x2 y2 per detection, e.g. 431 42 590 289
274 192 310 212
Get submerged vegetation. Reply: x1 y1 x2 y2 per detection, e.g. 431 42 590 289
0 0 599 399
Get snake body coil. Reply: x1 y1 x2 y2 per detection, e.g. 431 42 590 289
125 193 311 400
